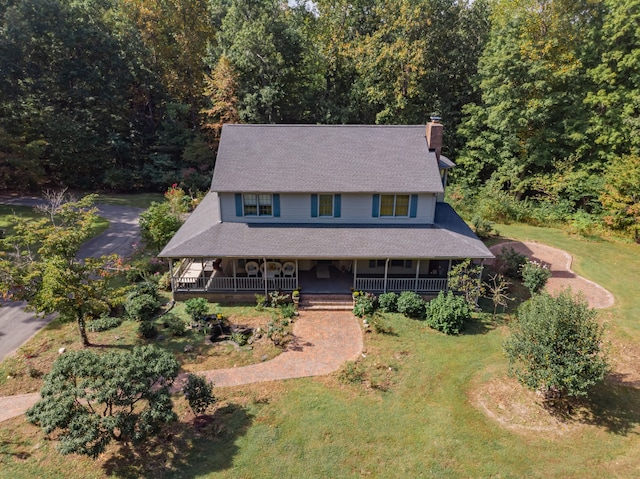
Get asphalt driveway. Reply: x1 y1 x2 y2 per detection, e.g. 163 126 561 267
0 196 144 359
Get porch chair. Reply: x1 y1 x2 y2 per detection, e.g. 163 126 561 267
245 261 260 277
282 261 296 277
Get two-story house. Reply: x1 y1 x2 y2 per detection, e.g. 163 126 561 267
158 121 493 300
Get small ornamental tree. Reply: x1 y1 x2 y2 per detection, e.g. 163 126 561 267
504 290 608 402
447 259 485 308
183 374 216 417
26 346 179 458
520 260 552 295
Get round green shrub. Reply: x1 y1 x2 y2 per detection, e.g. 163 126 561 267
137 320 158 339
87 314 123 332
184 297 209 322
378 292 398 312
352 292 378 318
125 293 160 321
163 313 186 337
396 291 425 318
425 291 471 335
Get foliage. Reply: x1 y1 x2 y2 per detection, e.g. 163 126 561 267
0 195 122 347
139 202 183 253
266 316 290 348
520 260 552 295
471 216 496 239
184 297 210 323
125 293 160 321
337 360 365 384
504 290 608 401
495 247 527 279
230 331 249 346
447 259 485 307
352 292 378 318
26 346 179 458
600 154 640 241
255 294 266 310
396 291 425 319
268 290 290 308
425 291 471 335
162 313 186 337
87 314 123 333
182 374 216 417
130 280 160 301
137 320 158 339
378 292 398 313
279 303 296 319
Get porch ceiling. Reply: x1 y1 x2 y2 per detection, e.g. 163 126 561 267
159 203 494 260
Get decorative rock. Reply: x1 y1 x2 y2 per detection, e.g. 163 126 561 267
261 355 268 362
184 344 194 353
58 347 66 355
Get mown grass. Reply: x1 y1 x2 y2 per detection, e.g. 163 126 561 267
95 193 164 209
1 223 639 478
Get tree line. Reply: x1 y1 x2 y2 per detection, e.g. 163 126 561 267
0 0 638 238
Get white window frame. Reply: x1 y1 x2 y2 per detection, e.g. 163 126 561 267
243 193 273 217
380 194 410 217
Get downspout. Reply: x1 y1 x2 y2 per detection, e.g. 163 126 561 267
295 259 299 289
446 259 452 292
168 259 175 301
415 259 420 292
476 259 485 309
263 257 268 297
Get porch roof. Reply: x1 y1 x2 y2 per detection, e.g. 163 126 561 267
159 199 494 260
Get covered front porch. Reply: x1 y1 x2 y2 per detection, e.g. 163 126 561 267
169 257 452 296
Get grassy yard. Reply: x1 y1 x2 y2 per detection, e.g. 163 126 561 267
0 224 638 478
95 193 164 209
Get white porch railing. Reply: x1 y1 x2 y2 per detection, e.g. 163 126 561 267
172 275 296 293
355 277 447 293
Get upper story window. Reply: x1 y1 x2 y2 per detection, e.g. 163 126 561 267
319 194 333 217
244 193 272 216
380 194 410 217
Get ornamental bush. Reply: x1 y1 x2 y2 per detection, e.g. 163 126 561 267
520 260 552 295
378 292 398 312
425 291 471 335
496 246 527 279
353 292 378 318
396 291 425 319
138 320 158 339
184 297 209 323
125 293 160 321
182 374 216 416
87 314 122 332
503 290 608 401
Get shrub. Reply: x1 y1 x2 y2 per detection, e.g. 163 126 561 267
504 290 608 401
520 260 552 295
125 293 160 321
425 291 471 335
137 320 158 339
471 216 496 239
158 271 172 291
87 314 123 332
184 297 209 323
163 313 186 337
268 290 289 308
182 374 216 416
230 331 249 346
396 291 425 318
130 280 159 301
447 259 485 308
266 317 290 348
280 303 296 319
353 292 378 318
378 292 398 312
255 294 266 310
496 246 527 279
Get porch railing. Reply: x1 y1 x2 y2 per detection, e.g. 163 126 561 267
355 277 447 293
172 275 296 293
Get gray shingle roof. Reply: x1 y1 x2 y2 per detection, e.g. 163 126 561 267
211 124 444 194
159 200 493 260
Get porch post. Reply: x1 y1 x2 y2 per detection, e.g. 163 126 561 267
168 260 175 300
446 259 452 292
383 258 389 293
476 259 485 308
353 259 357 290
415 259 420 292
295 259 299 289
232 259 237 292
263 257 268 297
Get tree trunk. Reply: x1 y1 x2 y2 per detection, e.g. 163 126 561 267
78 316 91 347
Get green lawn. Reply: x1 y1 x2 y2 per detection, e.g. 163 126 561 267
1 223 639 478
95 192 164 209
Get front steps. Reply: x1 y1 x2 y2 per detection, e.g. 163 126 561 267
298 294 354 311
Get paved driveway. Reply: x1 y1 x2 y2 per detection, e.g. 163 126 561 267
0 196 143 359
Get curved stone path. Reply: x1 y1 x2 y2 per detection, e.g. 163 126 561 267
488 241 615 309
0 310 363 423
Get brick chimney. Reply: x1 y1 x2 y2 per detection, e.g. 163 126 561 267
426 116 443 159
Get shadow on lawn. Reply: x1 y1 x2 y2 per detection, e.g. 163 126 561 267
102 404 254 478
544 381 640 436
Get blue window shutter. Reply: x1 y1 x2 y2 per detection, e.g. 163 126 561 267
372 194 380 217
311 194 318 217
410 194 418 218
334 194 341 217
273 194 280 217
235 193 243 216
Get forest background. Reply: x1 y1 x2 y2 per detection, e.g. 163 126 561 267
0 0 638 240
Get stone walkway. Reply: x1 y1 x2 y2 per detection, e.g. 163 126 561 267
0 310 363 423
